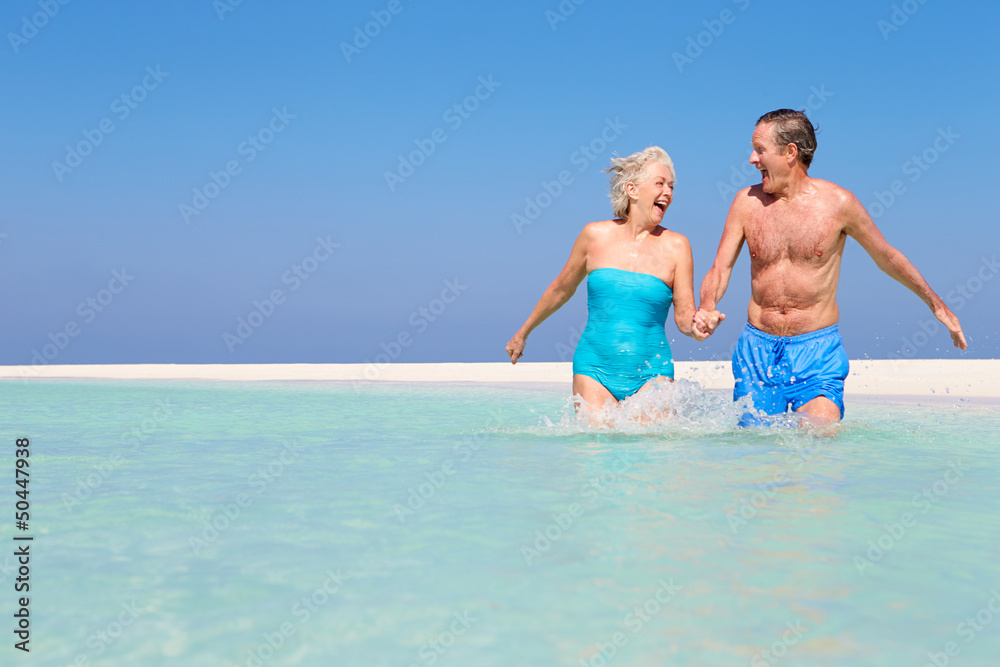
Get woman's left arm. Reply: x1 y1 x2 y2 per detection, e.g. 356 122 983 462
670 235 708 341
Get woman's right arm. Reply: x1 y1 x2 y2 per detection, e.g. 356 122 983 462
506 224 595 364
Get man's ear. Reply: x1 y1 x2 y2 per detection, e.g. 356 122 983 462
784 142 799 165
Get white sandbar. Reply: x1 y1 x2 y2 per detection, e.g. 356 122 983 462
0 360 997 398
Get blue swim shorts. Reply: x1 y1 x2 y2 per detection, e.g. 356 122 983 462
732 323 849 426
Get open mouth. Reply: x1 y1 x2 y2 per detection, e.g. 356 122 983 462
759 169 769 182
654 200 669 212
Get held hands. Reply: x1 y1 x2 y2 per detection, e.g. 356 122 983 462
506 334 526 364
693 308 726 341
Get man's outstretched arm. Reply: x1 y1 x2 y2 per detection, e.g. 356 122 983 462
843 192 967 350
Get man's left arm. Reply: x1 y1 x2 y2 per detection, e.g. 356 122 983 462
842 192 967 350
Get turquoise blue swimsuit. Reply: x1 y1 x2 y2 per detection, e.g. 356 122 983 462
572 268 674 401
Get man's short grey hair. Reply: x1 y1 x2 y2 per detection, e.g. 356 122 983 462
756 109 818 168
605 147 675 220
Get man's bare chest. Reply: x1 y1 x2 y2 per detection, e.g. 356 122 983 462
744 207 843 266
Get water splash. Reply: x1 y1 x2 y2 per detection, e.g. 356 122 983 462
533 379 805 436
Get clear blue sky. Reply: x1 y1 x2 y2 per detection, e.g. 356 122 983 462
2 0 997 366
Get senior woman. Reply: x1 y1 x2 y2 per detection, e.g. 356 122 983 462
506 147 721 411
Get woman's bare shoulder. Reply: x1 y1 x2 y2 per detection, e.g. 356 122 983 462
657 226 691 249
579 219 621 240
583 218 620 231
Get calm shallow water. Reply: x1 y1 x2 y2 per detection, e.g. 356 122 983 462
1 379 999 666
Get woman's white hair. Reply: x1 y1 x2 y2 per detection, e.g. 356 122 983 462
604 146 675 220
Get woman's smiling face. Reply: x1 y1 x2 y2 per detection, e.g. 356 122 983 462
629 161 675 222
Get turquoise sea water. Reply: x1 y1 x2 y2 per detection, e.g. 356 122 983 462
2 379 999 666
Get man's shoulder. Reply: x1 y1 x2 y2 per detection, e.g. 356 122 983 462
727 185 774 225
736 183 765 198
810 178 859 207
730 184 766 209
807 179 871 233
